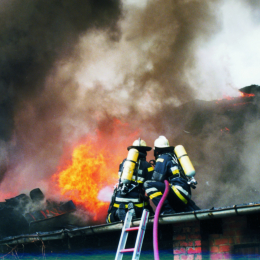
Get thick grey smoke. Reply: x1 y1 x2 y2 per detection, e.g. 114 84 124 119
169 98 260 208
0 0 259 214
0 0 121 195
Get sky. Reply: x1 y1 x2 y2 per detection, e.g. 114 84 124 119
0 0 260 222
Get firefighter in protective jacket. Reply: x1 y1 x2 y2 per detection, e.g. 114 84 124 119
144 136 200 215
106 138 154 223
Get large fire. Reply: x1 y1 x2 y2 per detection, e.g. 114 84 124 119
52 143 113 222
52 119 140 223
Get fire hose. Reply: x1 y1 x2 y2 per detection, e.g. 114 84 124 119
153 179 170 260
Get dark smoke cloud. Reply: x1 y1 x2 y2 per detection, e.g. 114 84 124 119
0 0 121 100
119 0 222 111
0 0 121 186
136 0 221 102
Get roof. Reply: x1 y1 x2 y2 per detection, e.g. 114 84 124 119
1 201 260 246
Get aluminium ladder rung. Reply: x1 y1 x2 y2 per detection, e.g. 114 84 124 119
125 227 139 231
120 248 134 253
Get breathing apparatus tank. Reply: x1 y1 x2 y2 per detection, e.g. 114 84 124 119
120 148 139 195
174 145 195 178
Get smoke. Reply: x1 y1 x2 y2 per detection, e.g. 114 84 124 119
0 0 260 220
187 0 260 100
179 0 260 208
0 0 121 194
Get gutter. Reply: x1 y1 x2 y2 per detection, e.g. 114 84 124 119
1 202 260 246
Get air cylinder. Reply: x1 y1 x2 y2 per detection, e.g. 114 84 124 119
174 145 195 177
121 148 139 184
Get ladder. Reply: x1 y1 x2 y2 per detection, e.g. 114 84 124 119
115 209 150 260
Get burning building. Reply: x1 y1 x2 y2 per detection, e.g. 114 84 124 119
1 86 260 260
0 84 259 236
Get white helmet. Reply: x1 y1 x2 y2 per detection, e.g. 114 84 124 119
127 138 152 151
154 136 170 149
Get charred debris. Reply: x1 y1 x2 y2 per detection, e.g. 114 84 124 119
0 188 76 240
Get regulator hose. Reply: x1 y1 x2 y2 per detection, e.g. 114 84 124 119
153 180 170 260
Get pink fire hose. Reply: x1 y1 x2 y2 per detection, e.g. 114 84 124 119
153 180 170 260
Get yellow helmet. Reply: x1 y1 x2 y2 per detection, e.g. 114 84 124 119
127 138 152 151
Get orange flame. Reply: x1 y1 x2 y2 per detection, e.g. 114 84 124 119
215 95 235 104
239 91 255 98
52 143 114 222
216 91 255 105
220 127 230 134
52 118 140 223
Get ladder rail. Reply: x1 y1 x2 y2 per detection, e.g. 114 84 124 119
132 209 150 260
115 209 135 260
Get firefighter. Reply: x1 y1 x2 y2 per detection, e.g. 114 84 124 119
144 136 200 215
106 138 154 223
